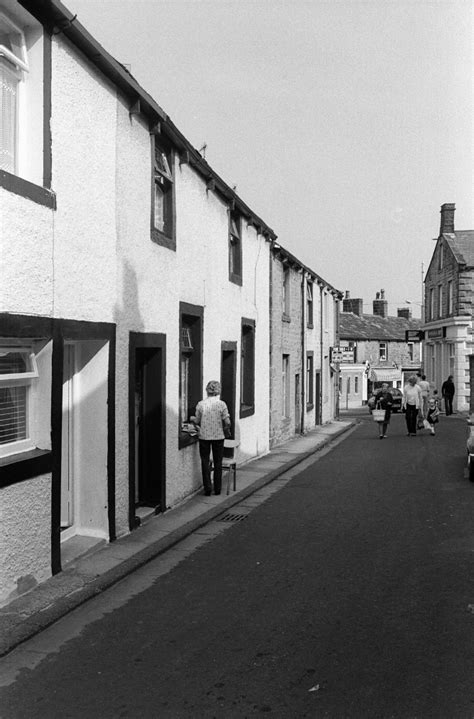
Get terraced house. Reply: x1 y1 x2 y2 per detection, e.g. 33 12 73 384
423 203 474 412
0 0 340 605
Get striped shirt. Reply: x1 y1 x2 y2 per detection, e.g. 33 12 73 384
195 396 230 440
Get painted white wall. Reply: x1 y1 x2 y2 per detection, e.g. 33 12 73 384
0 475 51 606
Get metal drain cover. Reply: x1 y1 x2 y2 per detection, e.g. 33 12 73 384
219 512 248 523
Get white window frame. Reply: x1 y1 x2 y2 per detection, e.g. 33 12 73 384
0 12 29 175
379 342 387 361
0 346 38 458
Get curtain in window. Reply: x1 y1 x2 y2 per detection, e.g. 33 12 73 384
0 58 18 173
0 386 27 444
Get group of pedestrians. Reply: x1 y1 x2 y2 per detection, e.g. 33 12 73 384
372 373 454 439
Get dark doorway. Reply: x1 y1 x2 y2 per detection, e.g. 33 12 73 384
221 341 237 437
295 373 301 434
315 371 321 425
129 333 166 528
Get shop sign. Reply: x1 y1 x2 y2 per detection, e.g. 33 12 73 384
427 327 445 339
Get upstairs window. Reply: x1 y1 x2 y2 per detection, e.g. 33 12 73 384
429 288 435 320
407 342 414 361
282 267 290 318
0 345 38 458
152 136 175 248
438 284 443 318
447 280 453 315
228 209 242 285
379 342 387 361
438 242 444 270
0 12 28 175
306 281 314 327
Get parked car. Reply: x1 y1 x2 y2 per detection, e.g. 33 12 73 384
368 387 403 413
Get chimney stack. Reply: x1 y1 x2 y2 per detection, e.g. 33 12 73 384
440 203 455 235
342 290 363 316
373 289 388 318
397 307 412 319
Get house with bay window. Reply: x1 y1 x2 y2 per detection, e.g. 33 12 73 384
423 203 473 412
1 0 273 606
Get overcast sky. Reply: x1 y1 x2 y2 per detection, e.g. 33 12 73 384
68 0 473 318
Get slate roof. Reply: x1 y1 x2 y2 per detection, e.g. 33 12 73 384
339 312 422 341
444 231 474 267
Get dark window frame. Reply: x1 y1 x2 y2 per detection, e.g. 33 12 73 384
306 351 314 410
228 208 243 285
179 302 203 448
240 318 255 418
151 134 176 251
306 281 314 328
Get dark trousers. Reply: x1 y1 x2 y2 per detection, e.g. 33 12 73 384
444 396 453 415
199 439 224 494
405 404 418 434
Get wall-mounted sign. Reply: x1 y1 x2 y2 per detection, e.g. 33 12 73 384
405 330 425 341
330 347 343 362
427 327 445 339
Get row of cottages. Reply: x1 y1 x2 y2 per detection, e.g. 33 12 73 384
423 203 473 413
339 290 422 409
0 0 340 605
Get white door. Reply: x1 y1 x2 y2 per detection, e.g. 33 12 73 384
61 344 75 530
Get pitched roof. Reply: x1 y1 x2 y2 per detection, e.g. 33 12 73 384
339 312 421 341
443 231 474 267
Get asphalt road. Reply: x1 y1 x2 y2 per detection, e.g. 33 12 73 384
2 412 474 719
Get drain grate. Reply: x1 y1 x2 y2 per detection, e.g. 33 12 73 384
219 512 248 523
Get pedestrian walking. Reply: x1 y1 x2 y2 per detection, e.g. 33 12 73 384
441 375 455 415
418 374 430 419
403 375 422 436
374 383 393 438
191 380 231 496
426 391 440 436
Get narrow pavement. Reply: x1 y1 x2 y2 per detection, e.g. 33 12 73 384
1 411 473 719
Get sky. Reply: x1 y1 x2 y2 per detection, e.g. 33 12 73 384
67 0 473 318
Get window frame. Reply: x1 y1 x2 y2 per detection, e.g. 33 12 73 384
306 352 314 409
437 284 443 318
228 208 243 285
240 318 255 418
282 267 290 320
379 342 387 362
306 281 314 328
179 303 203 448
0 345 39 458
407 341 414 361
151 134 176 250
282 354 290 418
429 288 435 320
447 280 453 315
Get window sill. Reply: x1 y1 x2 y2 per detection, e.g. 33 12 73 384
229 272 243 286
282 313 291 323
0 170 56 209
0 448 52 488
240 404 255 419
151 227 176 251
178 432 199 450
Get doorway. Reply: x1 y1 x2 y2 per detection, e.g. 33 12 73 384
129 333 166 528
220 341 237 436
294 373 300 434
315 371 321 425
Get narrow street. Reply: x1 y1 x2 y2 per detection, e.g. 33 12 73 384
2 412 474 719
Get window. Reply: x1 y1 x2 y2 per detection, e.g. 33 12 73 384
0 345 38 457
306 281 314 327
282 267 290 318
240 318 255 418
229 209 242 285
379 342 387 361
306 353 314 408
0 12 28 175
152 136 175 248
282 354 290 418
438 284 443 318
179 304 202 444
407 342 414 361
354 376 359 394
447 280 453 315
438 242 444 270
429 288 435 320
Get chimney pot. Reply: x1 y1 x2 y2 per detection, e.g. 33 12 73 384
440 203 455 235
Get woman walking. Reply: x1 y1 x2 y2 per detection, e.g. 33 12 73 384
374 383 393 438
403 375 422 436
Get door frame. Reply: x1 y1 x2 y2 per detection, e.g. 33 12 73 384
128 332 166 531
